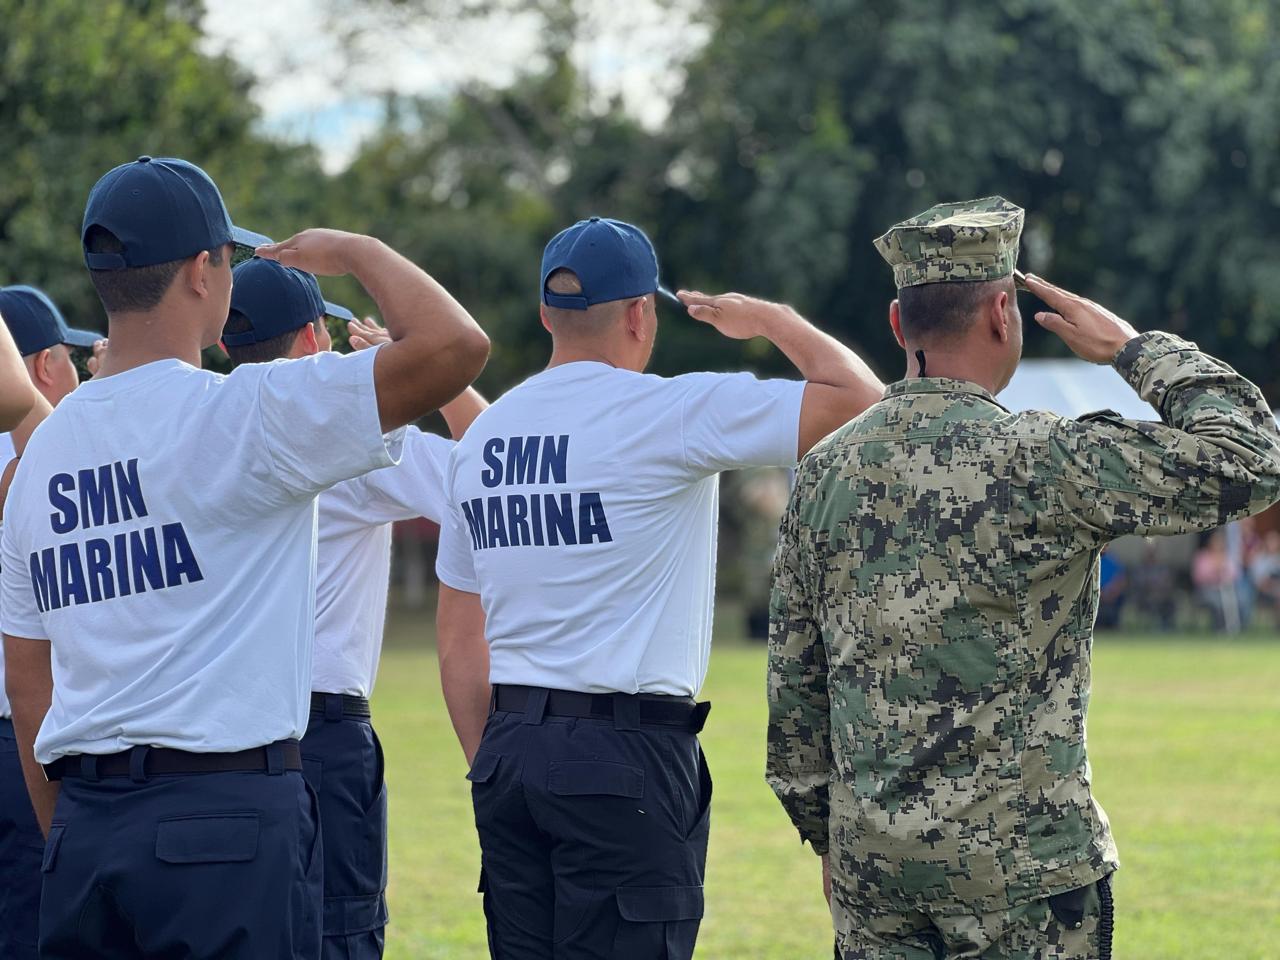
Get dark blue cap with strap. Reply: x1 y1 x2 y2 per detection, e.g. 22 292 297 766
223 257 355 347
82 156 272 271
0 285 100 355
540 217 676 310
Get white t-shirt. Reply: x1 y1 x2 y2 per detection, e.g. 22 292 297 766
314 427 453 697
435 362 805 696
0 350 399 763
0 431 13 717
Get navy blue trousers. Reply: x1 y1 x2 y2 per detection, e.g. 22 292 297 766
302 698 389 960
0 717 42 959
39 759 322 959
468 693 712 959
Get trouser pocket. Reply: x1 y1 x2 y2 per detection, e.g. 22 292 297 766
612 885 704 960
41 823 66 873
155 813 260 864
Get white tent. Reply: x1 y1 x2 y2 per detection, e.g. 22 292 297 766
998 357 1279 426
997 358 1158 420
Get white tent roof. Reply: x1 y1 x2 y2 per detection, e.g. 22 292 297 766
997 359 1158 420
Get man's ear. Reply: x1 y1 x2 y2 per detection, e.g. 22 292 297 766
990 290 1010 343
539 305 553 333
30 349 53 388
185 250 213 300
626 298 648 342
889 299 906 349
297 322 320 357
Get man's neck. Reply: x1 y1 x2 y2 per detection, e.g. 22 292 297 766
546 339 626 372
903 347 1004 395
98 308 205 377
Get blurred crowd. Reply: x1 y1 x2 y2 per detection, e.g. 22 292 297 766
1098 514 1280 634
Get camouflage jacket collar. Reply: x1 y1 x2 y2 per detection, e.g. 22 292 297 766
883 377 1009 411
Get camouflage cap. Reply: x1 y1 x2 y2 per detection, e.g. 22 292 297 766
874 196 1024 289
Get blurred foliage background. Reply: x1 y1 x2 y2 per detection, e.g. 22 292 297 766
2 0 1278 394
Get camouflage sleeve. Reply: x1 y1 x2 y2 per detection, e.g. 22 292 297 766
1045 331 1280 539
765 474 831 855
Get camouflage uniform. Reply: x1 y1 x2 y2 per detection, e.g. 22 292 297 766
766 198 1280 959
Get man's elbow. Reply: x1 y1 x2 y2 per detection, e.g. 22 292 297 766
0 389 35 433
458 327 491 383
433 326 490 399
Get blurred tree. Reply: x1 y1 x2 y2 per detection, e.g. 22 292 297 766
0 0 326 344
668 0 1280 391
322 50 685 392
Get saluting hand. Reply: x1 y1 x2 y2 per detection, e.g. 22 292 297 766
677 290 795 341
256 229 368 277
348 316 391 351
1024 274 1140 364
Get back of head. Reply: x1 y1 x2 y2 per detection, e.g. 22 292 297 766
0 284 99 357
222 257 352 367
540 268 628 336
222 308 305 367
538 217 668 368
896 277 1013 347
84 225 219 315
81 155 269 317
875 196 1025 379
0 284 99 406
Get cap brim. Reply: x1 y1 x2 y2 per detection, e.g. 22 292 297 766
231 225 274 249
323 301 356 322
62 328 103 349
657 285 683 307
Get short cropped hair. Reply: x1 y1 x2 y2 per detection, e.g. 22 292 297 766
541 268 637 332
85 226 227 314
223 310 321 367
897 278 1010 344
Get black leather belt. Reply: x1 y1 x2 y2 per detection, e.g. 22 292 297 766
310 692 371 719
43 740 302 782
492 684 710 732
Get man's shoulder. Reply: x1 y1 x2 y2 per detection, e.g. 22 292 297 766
832 392 1062 444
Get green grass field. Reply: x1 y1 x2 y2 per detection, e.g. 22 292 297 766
372 625 1280 959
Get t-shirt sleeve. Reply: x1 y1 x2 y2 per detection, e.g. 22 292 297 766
434 459 480 594
1 519 47 639
351 428 454 525
678 372 806 477
252 346 403 500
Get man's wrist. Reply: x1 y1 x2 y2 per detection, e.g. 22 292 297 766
1106 335 1138 364
757 302 806 342
342 234 383 277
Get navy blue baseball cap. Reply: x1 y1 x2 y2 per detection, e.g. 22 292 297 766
0 285 100 356
82 156 272 271
540 217 677 310
223 257 355 347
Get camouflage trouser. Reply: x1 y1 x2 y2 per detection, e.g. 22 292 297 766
834 875 1114 960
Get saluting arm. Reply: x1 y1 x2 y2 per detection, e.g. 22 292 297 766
257 230 490 433
0 322 37 432
3 635 58 836
678 291 884 457
8 392 53 459
348 317 489 441
436 585 490 765
765 480 832 861
1026 275 1280 537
